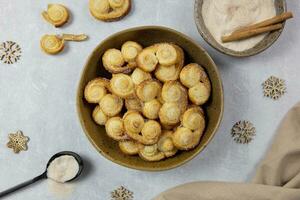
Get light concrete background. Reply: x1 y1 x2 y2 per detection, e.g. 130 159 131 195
0 0 299 199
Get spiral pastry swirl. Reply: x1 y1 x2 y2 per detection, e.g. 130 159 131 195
100 94 123 117
158 130 177 157
142 99 161 120
136 80 162 102
42 4 69 27
181 106 205 131
138 144 165 162
92 105 109 125
84 78 110 103
105 117 129 141
173 127 203 150
119 140 139 155
110 74 135 98
131 68 152 86
40 35 64 55
121 41 143 66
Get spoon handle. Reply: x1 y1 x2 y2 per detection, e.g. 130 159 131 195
0 173 46 198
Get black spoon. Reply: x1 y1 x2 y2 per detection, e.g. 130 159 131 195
0 151 83 198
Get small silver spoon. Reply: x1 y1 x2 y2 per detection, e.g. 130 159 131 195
0 151 83 198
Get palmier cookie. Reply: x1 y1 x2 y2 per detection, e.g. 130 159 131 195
181 106 205 131
84 78 110 103
173 126 203 150
136 79 162 102
110 74 135 98
161 81 188 112
92 105 109 125
105 117 129 141
142 99 161 120
100 94 123 117
121 41 143 66
102 49 133 74
119 140 139 155
156 43 178 66
89 0 131 22
158 130 177 157
42 4 69 27
138 144 165 162
159 102 182 126
136 44 159 72
155 44 184 82
180 63 211 89
131 68 152 85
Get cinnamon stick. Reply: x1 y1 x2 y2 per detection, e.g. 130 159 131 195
221 23 283 43
235 12 293 33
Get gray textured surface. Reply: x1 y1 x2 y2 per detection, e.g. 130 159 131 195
0 0 299 200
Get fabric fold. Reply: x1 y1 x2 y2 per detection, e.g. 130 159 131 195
153 102 300 200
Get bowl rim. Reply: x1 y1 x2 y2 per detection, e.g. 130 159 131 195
194 0 287 57
76 25 224 171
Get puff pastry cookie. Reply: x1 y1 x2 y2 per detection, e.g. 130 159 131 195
110 74 135 98
119 140 139 155
105 117 129 141
123 111 145 137
181 106 205 131
180 63 211 105
84 78 109 103
156 43 178 66
159 102 182 126
155 44 184 82
173 127 203 150
100 94 123 116
138 144 165 162
136 45 159 72
102 49 133 74
142 99 161 119
121 41 143 66
158 130 177 157
136 80 162 102
131 68 152 85
42 4 69 27
40 34 65 55
89 0 131 22
92 105 109 125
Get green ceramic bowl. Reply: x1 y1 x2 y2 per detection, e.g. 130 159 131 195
194 0 287 57
76 26 224 171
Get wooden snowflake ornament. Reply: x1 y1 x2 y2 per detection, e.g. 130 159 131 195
7 131 29 153
111 186 134 200
231 121 256 144
262 76 286 100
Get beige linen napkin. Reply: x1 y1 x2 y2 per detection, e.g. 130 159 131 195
154 102 300 200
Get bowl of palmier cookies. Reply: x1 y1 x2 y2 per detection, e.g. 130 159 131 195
77 26 223 171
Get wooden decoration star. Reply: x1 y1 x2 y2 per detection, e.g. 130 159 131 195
7 130 29 153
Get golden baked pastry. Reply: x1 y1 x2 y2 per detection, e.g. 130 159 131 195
181 106 205 131
188 82 211 105
105 117 129 141
102 49 132 74
100 94 123 116
138 144 165 162
84 78 110 103
40 34 87 55
42 4 69 27
92 105 109 125
161 81 188 112
136 80 162 102
173 126 203 150
159 102 182 125
140 120 161 145
121 41 143 66
125 97 142 112
156 43 178 66
119 140 139 155
131 68 152 85
123 111 145 137
110 74 135 98
142 99 161 119
89 0 131 22
158 130 177 157
154 44 184 82
180 63 211 89
136 45 159 72
40 35 64 54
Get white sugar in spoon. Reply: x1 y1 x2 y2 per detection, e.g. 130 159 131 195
0 151 83 198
